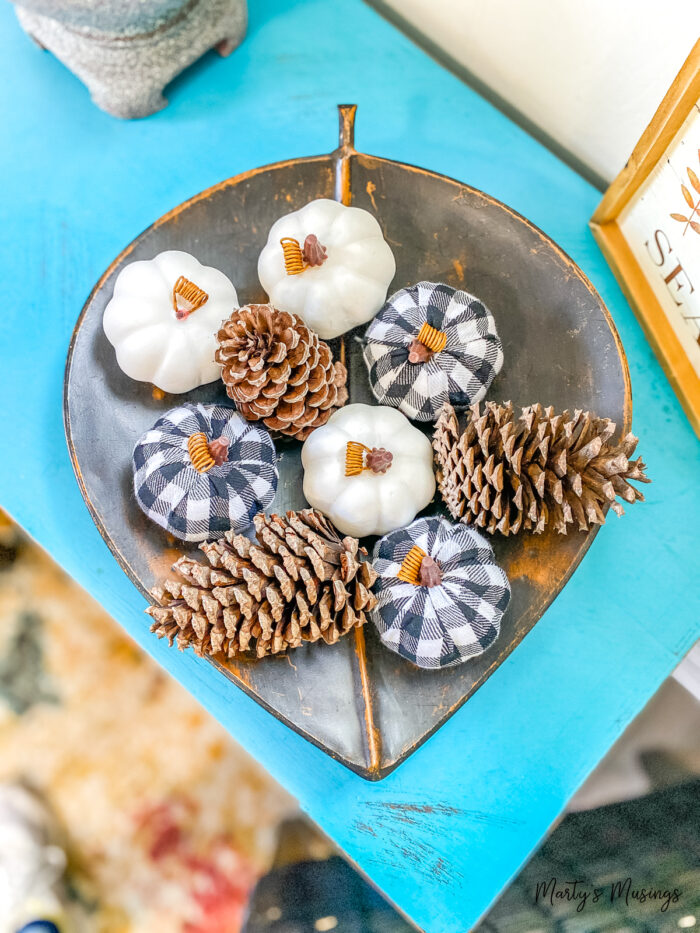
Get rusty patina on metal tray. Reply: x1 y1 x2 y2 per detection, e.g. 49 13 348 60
64 106 631 780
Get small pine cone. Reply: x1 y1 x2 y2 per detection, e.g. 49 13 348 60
146 509 378 660
216 304 348 441
433 402 650 536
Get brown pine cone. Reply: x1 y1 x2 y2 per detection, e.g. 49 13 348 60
216 304 348 441
433 401 650 535
146 509 378 660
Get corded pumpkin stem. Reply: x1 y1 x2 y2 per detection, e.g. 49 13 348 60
397 546 442 587
408 321 447 363
172 276 209 320
345 441 392 476
188 433 229 473
281 234 328 275
280 237 305 275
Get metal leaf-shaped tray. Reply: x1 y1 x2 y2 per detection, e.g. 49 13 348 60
65 106 631 780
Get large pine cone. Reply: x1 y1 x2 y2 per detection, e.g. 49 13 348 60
216 304 348 441
433 402 650 535
146 509 378 659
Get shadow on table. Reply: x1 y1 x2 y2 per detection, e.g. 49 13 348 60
243 777 700 933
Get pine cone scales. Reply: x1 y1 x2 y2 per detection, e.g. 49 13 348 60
433 402 650 536
216 304 348 440
146 509 378 659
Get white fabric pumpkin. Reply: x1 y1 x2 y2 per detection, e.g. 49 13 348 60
301 403 435 537
103 250 238 394
257 199 396 340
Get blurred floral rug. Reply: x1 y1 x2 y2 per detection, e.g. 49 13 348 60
0 512 297 933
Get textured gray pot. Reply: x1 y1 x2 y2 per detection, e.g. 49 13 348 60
12 0 247 118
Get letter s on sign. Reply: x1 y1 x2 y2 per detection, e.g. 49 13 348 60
645 229 673 266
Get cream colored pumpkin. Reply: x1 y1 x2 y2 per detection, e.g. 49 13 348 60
257 199 396 340
301 403 435 537
103 250 238 394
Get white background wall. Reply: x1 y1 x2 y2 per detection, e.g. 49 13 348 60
381 0 700 184
379 1 700 701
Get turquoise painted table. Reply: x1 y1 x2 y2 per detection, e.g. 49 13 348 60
1 1 699 930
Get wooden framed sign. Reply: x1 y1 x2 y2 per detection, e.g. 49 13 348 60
591 40 700 437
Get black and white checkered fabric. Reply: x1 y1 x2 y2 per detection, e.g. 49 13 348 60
363 282 504 422
132 403 278 543
371 516 511 669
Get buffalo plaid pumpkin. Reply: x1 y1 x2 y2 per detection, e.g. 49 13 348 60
363 282 504 422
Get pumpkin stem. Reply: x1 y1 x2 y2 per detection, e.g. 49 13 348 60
173 275 209 320
208 436 230 466
188 432 229 473
408 339 433 364
365 447 392 473
280 235 328 274
345 441 392 476
408 322 447 363
396 545 442 587
302 234 327 266
418 554 442 587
